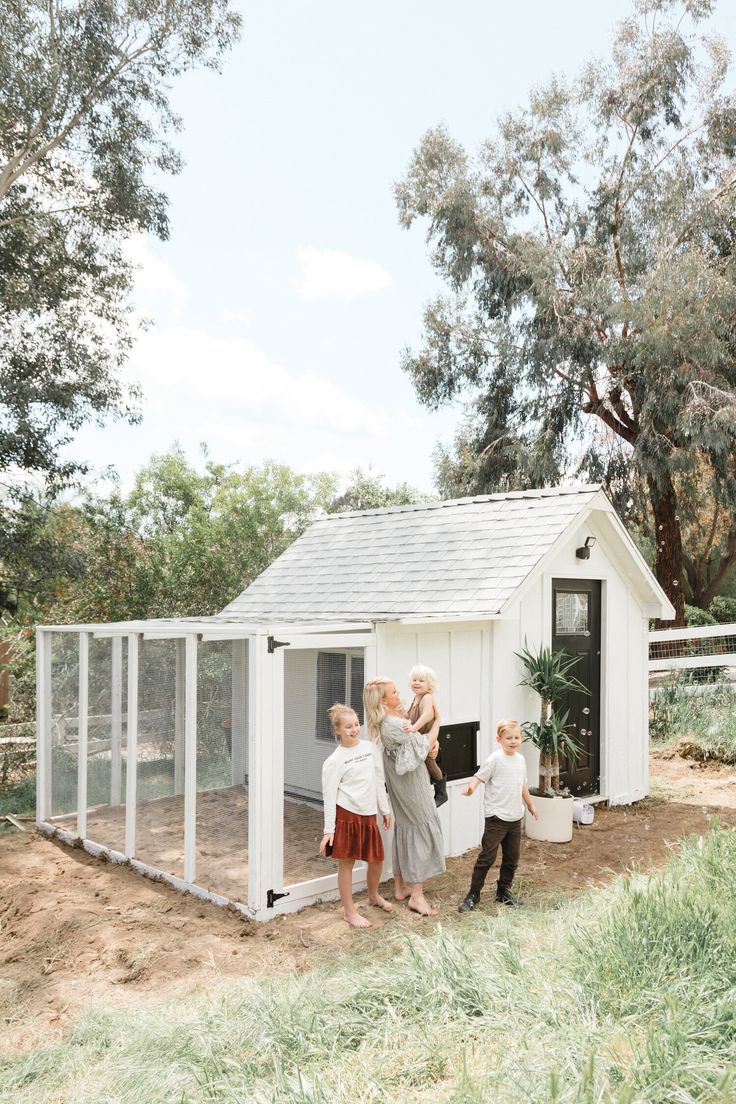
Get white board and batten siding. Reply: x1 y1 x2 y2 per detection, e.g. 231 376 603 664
376 621 488 857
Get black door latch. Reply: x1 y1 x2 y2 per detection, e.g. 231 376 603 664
267 889 290 908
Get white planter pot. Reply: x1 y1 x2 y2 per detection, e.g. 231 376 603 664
525 794 573 843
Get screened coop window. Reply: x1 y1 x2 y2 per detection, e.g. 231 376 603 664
316 651 364 739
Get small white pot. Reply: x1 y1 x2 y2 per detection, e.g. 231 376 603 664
525 794 573 843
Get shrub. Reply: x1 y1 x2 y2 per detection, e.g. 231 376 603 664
709 596 736 624
684 603 717 627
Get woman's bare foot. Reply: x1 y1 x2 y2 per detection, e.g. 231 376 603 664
407 895 438 917
343 909 371 928
394 878 410 901
368 894 393 912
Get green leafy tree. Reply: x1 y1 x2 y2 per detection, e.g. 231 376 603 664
4 449 339 720
326 467 426 513
0 1 241 611
47 448 338 623
395 0 736 625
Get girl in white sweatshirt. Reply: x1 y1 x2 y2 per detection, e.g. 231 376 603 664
320 704 393 927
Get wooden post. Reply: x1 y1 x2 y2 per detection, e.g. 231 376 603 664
231 640 248 786
77 632 89 839
174 639 185 797
183 634 197 885
110 636 123 806
124 633 139 858
35 629 52 823
247 634 281 912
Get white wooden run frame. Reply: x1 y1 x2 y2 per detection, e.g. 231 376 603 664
648 622 736 674
36 619 378 922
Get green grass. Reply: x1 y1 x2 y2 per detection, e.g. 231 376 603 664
650 676 736 764
1 825 735 1103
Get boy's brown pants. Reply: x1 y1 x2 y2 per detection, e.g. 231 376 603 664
469 815 522 897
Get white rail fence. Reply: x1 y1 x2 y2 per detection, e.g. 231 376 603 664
649 622 736 677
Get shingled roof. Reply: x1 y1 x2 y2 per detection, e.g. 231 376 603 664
218 485 604 623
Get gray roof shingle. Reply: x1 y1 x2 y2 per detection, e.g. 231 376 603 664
218 485 602 622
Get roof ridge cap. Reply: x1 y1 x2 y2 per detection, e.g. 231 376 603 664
322 483 602 520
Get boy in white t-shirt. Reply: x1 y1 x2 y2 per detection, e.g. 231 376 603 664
458 719 538 911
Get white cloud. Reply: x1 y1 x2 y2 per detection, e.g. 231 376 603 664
128 326 386 441
125 235 189 307
221 308 254 325
297 247 392 300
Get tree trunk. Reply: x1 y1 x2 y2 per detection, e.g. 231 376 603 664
551 750 561 794
539 752 553 794
647 474 686 627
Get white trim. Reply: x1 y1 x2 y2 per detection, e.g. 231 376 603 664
183 634 198 884
247 633 272 911
273 633 373 650
398 612 506 625
649 623 736 642
650 654 736 671
77 632 90 840
231 639 248 787
35 629 52 823
124 633 139 858
110 637 123 806
38 620 374 638
174 640 185 797
270 646 286 897
247 622 373 635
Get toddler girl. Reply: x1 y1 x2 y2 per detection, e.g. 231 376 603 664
320 703 394 927
402 665 447 807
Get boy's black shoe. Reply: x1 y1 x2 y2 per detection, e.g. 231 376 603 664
496 889 522 907
458 892 479 913
433 776 448 807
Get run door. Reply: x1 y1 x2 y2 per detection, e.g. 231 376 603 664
262 632 375 917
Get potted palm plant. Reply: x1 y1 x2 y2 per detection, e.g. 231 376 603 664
516 641 588 843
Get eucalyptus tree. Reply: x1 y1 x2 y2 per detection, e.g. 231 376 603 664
0 0 241 609
396 0 736 623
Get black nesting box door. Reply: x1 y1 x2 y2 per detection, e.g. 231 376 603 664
438 722 479 781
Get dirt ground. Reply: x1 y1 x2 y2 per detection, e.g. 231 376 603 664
2 753 736 1054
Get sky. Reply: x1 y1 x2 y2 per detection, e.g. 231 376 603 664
70 0 736 495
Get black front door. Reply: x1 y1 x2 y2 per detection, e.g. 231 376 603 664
551 579 601 795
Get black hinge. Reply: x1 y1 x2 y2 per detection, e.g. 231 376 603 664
267 889 290 908
267 636 291 654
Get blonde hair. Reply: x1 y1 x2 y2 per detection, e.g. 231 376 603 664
410 664 437 692
328 703 358 740
363 678 393 745
497 718 522 739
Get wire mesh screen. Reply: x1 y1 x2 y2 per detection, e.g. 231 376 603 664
134 639 182 877
649 631 736 663
84 636 128 853
50 632 80 831
195 640 249 900
282 647 365 889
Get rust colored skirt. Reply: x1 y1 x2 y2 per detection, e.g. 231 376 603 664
332 805 384 863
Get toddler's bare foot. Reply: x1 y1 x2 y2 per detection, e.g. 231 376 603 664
368 894 393 912
343 909 371 928
407 895 437 917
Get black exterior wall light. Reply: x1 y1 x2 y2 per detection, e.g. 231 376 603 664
575 535 596 560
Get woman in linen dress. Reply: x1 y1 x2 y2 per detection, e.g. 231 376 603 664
363 677 446 916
